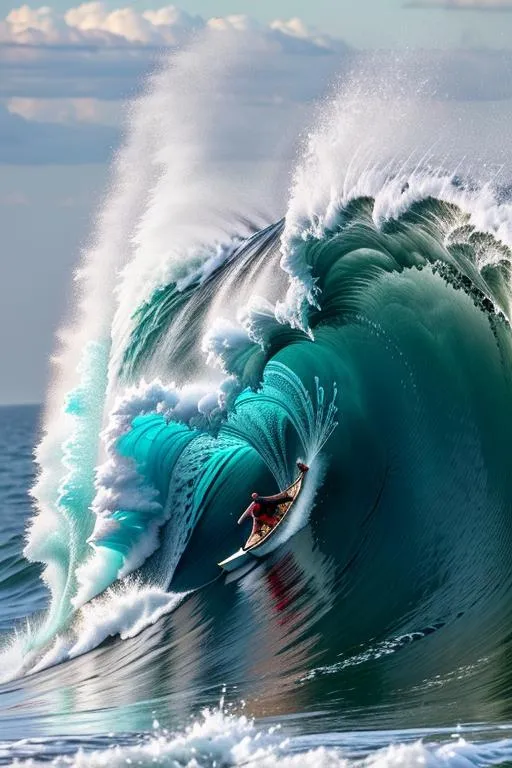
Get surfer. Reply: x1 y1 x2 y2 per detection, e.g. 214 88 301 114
238 462 309 535
218 461 309 567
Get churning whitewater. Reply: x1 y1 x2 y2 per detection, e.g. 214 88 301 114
2 32 512 764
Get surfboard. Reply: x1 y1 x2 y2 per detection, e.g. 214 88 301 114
218 472 305 573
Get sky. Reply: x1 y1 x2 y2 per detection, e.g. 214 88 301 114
1 0 512 403
9 0 512 48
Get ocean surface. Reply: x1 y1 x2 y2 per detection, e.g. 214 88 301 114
2 28 512 768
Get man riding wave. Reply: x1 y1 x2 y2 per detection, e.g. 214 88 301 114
238 461 309 539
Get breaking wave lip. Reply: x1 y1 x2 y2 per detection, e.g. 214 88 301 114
2 707 512 767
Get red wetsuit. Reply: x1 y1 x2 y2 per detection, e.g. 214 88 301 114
237 463 309 532
250 497 292 527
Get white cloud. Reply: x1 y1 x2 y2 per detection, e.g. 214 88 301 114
0 3 203 46
5 6 63 43
0 5 349 111
1 3 511 168
405 0 512 9
0 8 350 165
0 4 343 49
269 17 333 48
206 15 259 34
0 4 347 109
63 2 202 44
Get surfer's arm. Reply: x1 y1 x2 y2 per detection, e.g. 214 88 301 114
259 491 294 504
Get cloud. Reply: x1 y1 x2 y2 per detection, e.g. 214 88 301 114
0 7 350 164
270 16 331 45
0 5 347 105
0 103 118 164
1 2 201 45
405 0 512 9
0 4 343 49
1 4 511 167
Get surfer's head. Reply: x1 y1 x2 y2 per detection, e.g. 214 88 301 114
251 492 258 500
